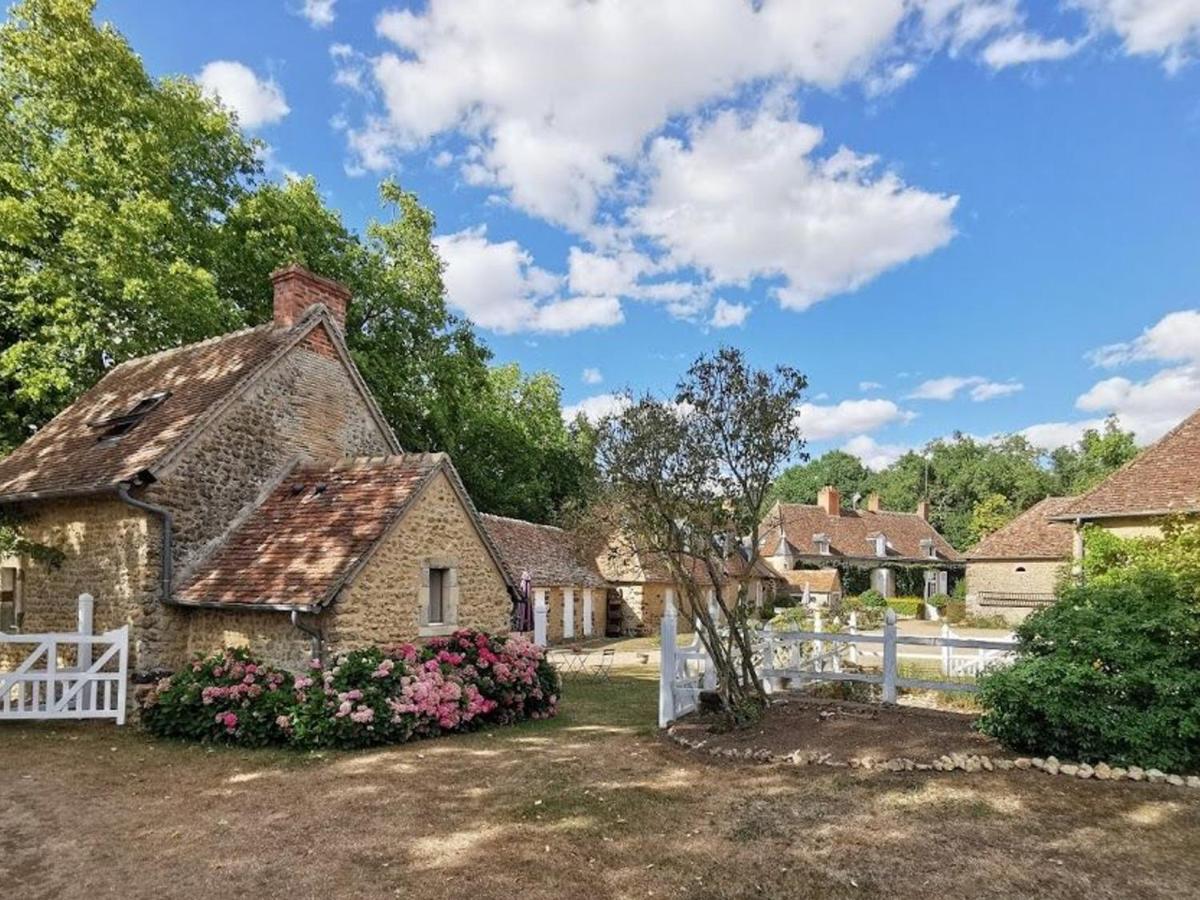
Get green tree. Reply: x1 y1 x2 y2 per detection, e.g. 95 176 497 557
1049 415 1138 495
769 450 866 507
0 0 257 451
970 493 1016 540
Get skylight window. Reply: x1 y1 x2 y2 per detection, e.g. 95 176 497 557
88 391 170 441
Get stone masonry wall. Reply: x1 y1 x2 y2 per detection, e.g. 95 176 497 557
965 560 1064 624
182 608 314 671
3 496 172 671
322 470 511 656
148 328 392 578
536 584 605 644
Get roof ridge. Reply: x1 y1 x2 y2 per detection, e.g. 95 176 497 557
480 511 566 532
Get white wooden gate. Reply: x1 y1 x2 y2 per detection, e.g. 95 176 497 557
0 594 129 724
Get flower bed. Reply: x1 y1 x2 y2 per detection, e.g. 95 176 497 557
139 630 559 749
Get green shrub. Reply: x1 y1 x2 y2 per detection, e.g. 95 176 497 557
977 571 1200 772
962 613 1010 630
858 589 886 609
927 593 951 609
945 600 967 624
139 647 296 747
952 578 967 600
841 595 883 629
886 597 922 617
140 631 560 750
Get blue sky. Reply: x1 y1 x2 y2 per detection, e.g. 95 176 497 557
95 0 1200 467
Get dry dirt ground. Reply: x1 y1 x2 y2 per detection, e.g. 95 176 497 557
2 668 1198 900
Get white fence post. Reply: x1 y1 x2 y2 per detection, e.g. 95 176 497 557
76 593 94 710
813 609 823 674
848 611 859 666
941 622 951 675
659 591 678 727
882 608 898 704
761 625 775 695
582 588 593 638
533 592 548 647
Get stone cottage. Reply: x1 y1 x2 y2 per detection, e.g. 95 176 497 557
481 513 609 643
964 496 1075 623
758 486 962 598
0 266 515 673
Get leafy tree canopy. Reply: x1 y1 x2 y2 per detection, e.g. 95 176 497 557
768 449 869 507
1047 415 1138 495
0 0 595 524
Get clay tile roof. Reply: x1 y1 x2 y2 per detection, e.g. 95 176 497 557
966 497 1076 560
175 454 443 609
779 568 841 594
1059 408 1200 520
481 514 608 589
0 324 296 500
759 503 962 563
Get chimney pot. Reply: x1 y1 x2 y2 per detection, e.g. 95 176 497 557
817 485 841 517
866 492 881 513
271 265 351 332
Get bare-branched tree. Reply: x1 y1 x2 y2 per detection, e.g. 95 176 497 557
594 347 807 726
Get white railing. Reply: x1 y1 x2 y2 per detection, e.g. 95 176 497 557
659 593 715 726
0 594 129 724
660 607 1016 725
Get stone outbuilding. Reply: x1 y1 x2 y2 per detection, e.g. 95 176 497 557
481 513 609 643
965 496 1075 623
777 567 842 607
0 266 515 673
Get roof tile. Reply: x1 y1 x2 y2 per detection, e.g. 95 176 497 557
759 502 961 563
481 514 608 589
967 496 1076 560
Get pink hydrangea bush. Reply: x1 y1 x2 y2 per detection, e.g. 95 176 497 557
139 646 296 747
141 630 559 750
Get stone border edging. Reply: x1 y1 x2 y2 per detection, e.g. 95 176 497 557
664 725 1200 790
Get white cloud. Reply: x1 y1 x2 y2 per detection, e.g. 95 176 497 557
859 381 884 391
969 380 1024 401
907 374 1022 401
562 393 631 425
797 398 915 442
1075 364 1200 442
434 227 623 335
842 434 911 470
983 32 1082 68
709 299 750 329
1089 309 1200 366
1020 418 1107 450
1070 0 1200 71
363 1 910 228
298 0 336 29
197 61 289 128
582 367 603 385
634 107 957 311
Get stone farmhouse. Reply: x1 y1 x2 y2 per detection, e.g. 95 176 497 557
759 486 961 598
481 513 609 643
0 266 515 674
964 496 1075 623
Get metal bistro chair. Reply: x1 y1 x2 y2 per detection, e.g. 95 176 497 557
588 648 616 683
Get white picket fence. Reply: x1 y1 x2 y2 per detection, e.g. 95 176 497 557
0 594 129 724
660 599 1016 726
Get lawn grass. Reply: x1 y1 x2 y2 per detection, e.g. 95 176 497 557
1 666 1197 899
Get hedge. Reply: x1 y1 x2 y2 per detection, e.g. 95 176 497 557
139 630 559 750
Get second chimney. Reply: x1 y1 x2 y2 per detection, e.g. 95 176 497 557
916 499 930 521
817 485 841 517
271 265 351 333
866 492 881 513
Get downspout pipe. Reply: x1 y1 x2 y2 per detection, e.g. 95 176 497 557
291 609 323 662
116 483 173 603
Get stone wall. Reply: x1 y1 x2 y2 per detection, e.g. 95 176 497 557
322 469 511 656
1 496 175 671
1093 516 1164 541
965 559 1065 624
148 328 392 576
182 607 313 671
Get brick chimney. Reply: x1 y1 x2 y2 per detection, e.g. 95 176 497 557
817 485 841 517
916 499 930 521
866 492 881 513
271 265 350 332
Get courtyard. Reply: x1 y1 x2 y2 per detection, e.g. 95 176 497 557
2 665 1198 900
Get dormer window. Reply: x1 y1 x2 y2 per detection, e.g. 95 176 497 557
812 533 830 556
867 533 887 557
920 538 937 560
87 392 170 442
